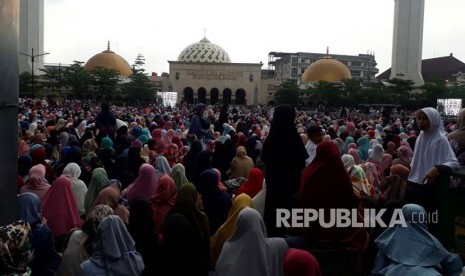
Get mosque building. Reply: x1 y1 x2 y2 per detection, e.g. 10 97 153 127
168 36 277 105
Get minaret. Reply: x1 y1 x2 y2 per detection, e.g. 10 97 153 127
19 0 45 74
390 0 425 86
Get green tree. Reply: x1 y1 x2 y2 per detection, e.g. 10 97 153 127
19 72 33 94
273 79 302 105
90 66 120 96
39 66 64 94
63 61 92 97
421 78 449 104
122 54 156 101
386 77 415 104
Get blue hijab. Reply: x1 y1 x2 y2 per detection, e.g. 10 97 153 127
357 136 370 161
341 136 354 155
18 192 41 225
372 204 462 275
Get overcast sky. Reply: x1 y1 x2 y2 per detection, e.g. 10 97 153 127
43 0 465 76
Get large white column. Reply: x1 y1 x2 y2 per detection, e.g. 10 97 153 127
19 0 45 74
0 0 20 225
390 0 425 86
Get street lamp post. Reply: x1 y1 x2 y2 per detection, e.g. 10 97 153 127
20 48 49 95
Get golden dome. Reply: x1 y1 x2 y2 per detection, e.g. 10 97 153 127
301 56 351 83
84 43 132 76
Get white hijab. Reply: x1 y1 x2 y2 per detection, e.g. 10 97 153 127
62 162 88 216
216 207 288 276
408 107 459 184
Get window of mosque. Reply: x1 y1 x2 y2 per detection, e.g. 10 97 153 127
351 61 361 66
291 57 298 66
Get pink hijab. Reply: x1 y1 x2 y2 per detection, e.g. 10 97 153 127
20 164 51 202
41 176 83 237
379 154 393 177
125 164 159 205
348 148 361 165
150 175 177 232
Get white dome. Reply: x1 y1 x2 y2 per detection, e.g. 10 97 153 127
177 37 231 63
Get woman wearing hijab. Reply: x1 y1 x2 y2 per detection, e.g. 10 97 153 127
55 205 113 276
357 136 370 162
283 248 321 276
367 144 384 166
91 179 130 225
448 108 465 164
199 169 232 234
379 153 393 177
80 215 144 276
192 150 213 189
18 193 61 275
216 207 289 276
41 176 83 252
183 140 203 182
405 108 459 214
153 155 172 180
150 175 177 233
392 145 412 169
348 148 362 165
349 164 376 196
341 136 354 155
210 194 253 270
30 145 56 184
128 198 159 276
124 163 159 205
236 167 264 198
165 183 210 275
170 163 189 188
62 162 88 216
298 141 368 251
361 161 382 190
164 143 180 167
227 146 255 180
19 164 51 202
378 164 410 203
372 204 462 275
84 167 109 214
341 154 356 171
261 105 308 237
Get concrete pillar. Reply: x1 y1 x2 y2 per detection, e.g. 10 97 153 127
0 0 20 225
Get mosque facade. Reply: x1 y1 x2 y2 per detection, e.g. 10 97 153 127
168 37 276 105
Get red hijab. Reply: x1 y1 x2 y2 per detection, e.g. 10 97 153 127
284 248 322 276
150 175 177 232
298 141 367 250
236 168 264 198
41 176 83 237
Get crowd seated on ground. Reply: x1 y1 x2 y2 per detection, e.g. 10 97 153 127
2 97 465 275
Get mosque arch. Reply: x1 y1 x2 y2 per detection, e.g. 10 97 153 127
183 87 194 104
235 89 246 105
210 88 219 105
198 87 207 104
223 88 232 104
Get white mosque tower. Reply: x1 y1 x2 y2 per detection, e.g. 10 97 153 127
390 0 425 86
19 0 45 74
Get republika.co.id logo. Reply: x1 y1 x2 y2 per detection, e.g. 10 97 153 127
276 208 438 228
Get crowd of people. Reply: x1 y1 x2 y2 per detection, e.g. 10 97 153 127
2 96 465 275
